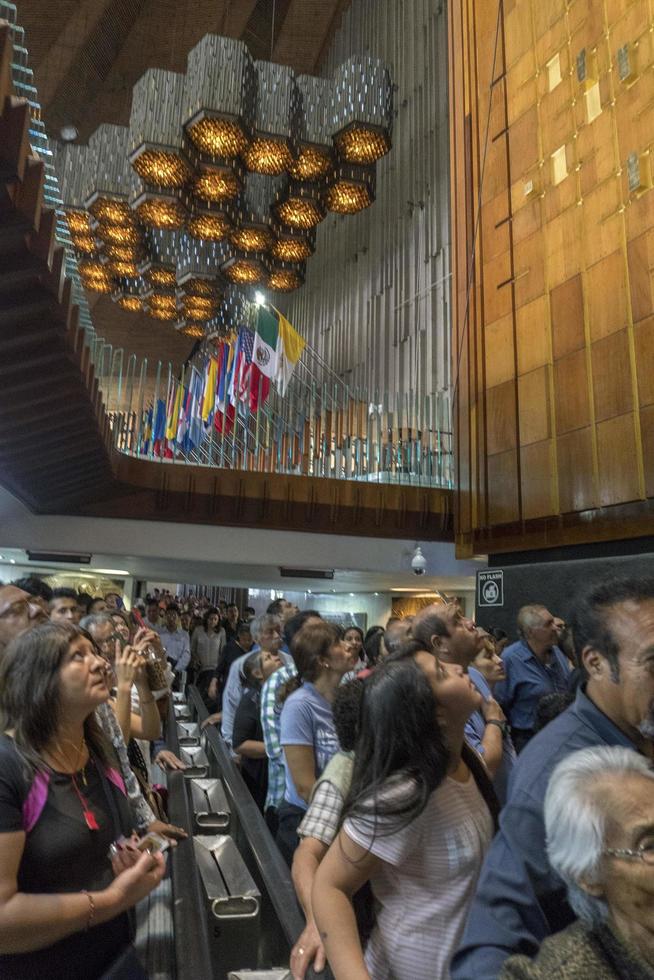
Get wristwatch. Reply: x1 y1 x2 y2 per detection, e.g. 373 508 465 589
486 718 507 737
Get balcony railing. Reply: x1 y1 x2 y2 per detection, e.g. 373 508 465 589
100 342 453 488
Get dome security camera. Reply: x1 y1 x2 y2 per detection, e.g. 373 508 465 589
411 545 427 576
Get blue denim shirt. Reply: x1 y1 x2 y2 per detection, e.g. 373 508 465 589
494 640 570 732
452 685 639 980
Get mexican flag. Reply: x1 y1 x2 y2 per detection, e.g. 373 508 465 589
252 307 279 378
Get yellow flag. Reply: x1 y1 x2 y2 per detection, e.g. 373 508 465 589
276 311 306 395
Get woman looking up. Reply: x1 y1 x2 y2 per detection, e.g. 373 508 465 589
233 648 283 811
277 622 355 864
0 623 166 979
313 656 495 980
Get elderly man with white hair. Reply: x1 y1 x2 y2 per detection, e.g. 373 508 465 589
500 745 654 979
220 613 293 748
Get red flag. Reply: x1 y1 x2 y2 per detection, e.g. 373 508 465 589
215 402 235 434
249 363 270 412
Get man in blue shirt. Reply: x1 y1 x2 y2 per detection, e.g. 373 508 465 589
495 604 570 751
452 576 654 980
157 603 191 672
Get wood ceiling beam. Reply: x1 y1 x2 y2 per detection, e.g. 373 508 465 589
42 0 149 137
35 0 114 109
272 0 343 73
221 0 259 38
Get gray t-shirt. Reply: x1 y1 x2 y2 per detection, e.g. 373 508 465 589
344 773 493 980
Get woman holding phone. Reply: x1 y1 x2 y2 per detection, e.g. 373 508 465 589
0 623 166 979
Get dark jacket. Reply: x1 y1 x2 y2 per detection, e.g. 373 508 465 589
500 921 654 980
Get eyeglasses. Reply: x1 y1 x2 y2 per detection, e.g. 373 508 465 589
603 843 654 865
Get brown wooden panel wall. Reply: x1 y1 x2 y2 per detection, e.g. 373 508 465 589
449 0 654 556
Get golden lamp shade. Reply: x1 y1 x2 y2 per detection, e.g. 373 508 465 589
290 146 332 181
147 266 177 287
222 258 265 285
186 117 249 159
271 234 314 263
275 196 324 230
131 148 191 189
243 137 292 176
334 125 390 165
71 234 98 255
188 213 231 241
325 179 374 214
230 226 272 253
98 223 142 246
88 196 134 226
192 167 241 203
65 210 91 235
266 267 303 292
117 295 142 312
182 276 221 299
135 197 186 230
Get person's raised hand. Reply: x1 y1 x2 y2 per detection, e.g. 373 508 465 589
114 646 141 687
107 849 166 911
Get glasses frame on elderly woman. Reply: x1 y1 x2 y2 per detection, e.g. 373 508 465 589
603 842 654 865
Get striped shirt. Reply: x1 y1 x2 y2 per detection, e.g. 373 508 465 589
261 664 297 810
344 773 493 980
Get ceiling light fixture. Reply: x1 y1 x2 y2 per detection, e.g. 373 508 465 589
60 124 78 142
54 33 393 339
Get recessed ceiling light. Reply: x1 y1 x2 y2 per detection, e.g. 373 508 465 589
9 559 16 564
349 592 355 597
91 568 129 576
60 124 78 142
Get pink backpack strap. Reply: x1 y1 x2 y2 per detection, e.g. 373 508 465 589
22 771 50 833
104 766 127 797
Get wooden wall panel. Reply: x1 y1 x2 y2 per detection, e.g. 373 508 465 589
634 318 654 407
450 0 654 556
551 276 585 359
557 428 596 513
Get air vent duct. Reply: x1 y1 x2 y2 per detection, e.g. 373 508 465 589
279 567 334 580
27 551 92 564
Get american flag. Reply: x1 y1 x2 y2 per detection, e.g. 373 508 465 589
236 327 255 402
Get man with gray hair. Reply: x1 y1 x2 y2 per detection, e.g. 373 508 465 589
494 604 570 752
220 612 294 749
501 745 654 978
453 576 654 980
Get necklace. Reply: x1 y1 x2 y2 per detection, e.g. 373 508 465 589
69 767 99 831
45 737 99 830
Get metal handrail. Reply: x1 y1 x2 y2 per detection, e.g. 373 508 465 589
187 686 332 980
164 699 215 980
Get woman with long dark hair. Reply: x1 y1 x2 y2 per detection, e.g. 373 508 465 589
191 606 225 693
0 623 166 979
313 656 495 980
343 626 366 672
277 621 355 864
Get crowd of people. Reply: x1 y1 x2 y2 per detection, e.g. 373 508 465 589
1 573 654 979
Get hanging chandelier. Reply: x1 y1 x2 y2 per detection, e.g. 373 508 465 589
55 31 393 339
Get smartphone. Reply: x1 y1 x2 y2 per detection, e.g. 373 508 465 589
136 831 170 855
132 608 146 629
